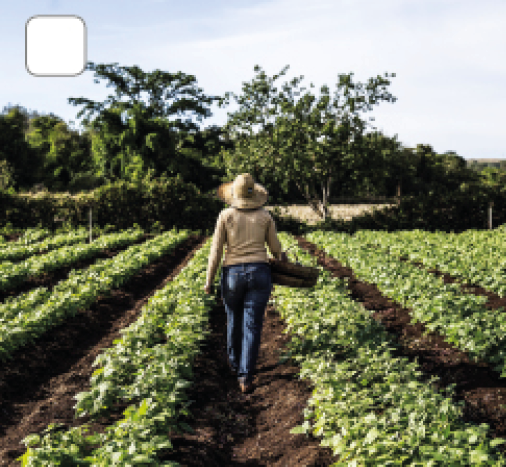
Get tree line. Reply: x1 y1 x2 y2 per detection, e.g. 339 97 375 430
1 61 504 221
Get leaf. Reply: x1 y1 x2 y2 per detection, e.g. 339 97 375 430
290 424 309 435
21 434 41 447
132 455 154 463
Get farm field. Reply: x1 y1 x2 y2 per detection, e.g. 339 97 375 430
0 226 506 465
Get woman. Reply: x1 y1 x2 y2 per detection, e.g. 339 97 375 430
204 173 288 394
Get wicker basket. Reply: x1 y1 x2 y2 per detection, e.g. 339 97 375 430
269 246 320 288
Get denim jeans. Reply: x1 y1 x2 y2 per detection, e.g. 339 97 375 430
220 262 272 384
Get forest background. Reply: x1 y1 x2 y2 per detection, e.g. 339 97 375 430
1 61 505 225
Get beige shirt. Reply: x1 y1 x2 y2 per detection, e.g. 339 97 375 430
205 206 284 285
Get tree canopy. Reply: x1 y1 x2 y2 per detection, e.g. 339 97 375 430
217 64 398 219
0 62 497 206
68 61 225 184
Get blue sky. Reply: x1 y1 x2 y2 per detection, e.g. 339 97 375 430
2 0 505 160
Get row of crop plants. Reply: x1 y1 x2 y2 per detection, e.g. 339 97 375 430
305 230 506 379
351 229 506 298
18 234 215 466
0 227 93 262
0 228 191 363
0 227 52 246
16 227 506 465
271 231 506 466
0 228 145 292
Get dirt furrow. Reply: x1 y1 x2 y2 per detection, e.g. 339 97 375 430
0 233 206 465
5 228 504 465
295 234 506 458
161 294 336 466
398 255 506 315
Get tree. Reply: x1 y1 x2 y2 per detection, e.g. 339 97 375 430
217 64 397 220
68 61 224 184
0 105 43 190
349 130 416 198
0 159 15 192
25 115 83 191
26 115 67 189
180 124 236 169
475 166 506 195
173 124 233 193
394 144 480 197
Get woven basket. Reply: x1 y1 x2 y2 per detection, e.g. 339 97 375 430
269 246 319 288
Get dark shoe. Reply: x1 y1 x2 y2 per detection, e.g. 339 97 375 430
239 379 254 394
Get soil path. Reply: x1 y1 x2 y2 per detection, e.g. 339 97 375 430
162 296 336 466
0 233 337 467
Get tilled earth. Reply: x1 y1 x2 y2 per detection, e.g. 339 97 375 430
294 234 506 460
0 234 206 465
1 230 506 465
160 295 336 466
0 233 335 466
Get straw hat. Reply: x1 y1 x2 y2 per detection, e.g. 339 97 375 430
217 173 268 209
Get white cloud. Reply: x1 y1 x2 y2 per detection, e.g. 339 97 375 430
3 0 505 159
181 29 300 50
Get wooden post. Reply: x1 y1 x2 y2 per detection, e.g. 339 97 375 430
89 207 92 242
489 201 493 230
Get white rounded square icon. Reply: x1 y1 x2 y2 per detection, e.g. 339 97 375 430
26 15 87 77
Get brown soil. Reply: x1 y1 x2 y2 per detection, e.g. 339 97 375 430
294 234 506 459
0 233 206 465
160 297 336 466
2 233 24 243
2 229 506 465
0 233 336 467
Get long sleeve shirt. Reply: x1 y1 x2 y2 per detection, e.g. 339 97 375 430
205 207 284 286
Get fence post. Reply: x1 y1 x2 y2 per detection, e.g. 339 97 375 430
489 201 493 230
89 206 92 242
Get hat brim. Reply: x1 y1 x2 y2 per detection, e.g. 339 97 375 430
217 181 268 208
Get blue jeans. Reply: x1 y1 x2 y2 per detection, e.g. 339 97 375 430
220 262 272 384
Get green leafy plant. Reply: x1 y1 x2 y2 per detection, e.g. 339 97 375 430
271 231 506 465
18 233 215 466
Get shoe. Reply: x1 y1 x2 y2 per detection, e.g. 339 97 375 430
239 379 254 394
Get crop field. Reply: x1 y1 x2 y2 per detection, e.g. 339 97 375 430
1 224 506 465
